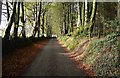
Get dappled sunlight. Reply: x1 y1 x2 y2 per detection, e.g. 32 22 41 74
58 53 68 56
1 0 120 76
58 34 120 76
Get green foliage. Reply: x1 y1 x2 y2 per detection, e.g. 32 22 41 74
60 36 69 42
103 19 120 36
83 33 120 76
58 35 80 51
87 33 118 53
59 31 120 76
58 2 120 76
117 41 120 51
67 38 78 50
74 27 87 38
93 49 119 76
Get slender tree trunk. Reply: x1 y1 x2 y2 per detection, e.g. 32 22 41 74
81 2 85 27
63 3 68 34
14 2 20 38
37 2 42 37
21 2 26 38
33 5 36 21
33 2 41 37
78 2 85 33
6 1 10 21
89 0 96 39
46 14 48 36
46 13 52 37
32 3 37 37
4 2 17 40
36 2 37 22
77 2 81 28
69 3 73 33
84 0 88 26
42 12 45 37
67 4 70 33
64 13 67 34
0 1 2 25
87 2 92 21
69 3 72 32
62 3 65 35
70 3 73 32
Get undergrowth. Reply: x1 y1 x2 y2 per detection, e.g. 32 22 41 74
84 33 119 76
58 33 120 76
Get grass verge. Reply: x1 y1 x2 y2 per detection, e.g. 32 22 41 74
58 33 120 76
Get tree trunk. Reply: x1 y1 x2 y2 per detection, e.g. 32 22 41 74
36 2 37 22
63 3 68 35
81 2 85 27
0 1 2 25
37 2 42 37
64 13 67 34
6 1 10 21
77 2 81 28
70 3 73 32
89 0 96 39
33 2 42 37
46 13 52 37
67 4 70 33
84 0 88 26
42 11 45 37
21 2 26 38
14 2 20 38
4 2 17 40
33 5 36 21
69 3 73 33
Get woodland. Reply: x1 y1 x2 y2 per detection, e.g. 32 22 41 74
1 0 120 76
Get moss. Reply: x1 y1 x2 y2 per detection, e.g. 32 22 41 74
68 39 78 50
83 51 98 65
64 37 74 47
84 33 119 76
58 33 119 76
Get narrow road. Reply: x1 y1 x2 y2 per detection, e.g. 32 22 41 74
22 38 86 76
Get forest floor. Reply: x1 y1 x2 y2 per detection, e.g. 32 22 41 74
2 38 49 76
2 38 92 76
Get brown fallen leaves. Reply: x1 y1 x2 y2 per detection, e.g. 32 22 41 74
68 52 96 76
58 40 96 76
2 39 49 76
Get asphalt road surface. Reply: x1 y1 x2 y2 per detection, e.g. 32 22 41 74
22 38 86 76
